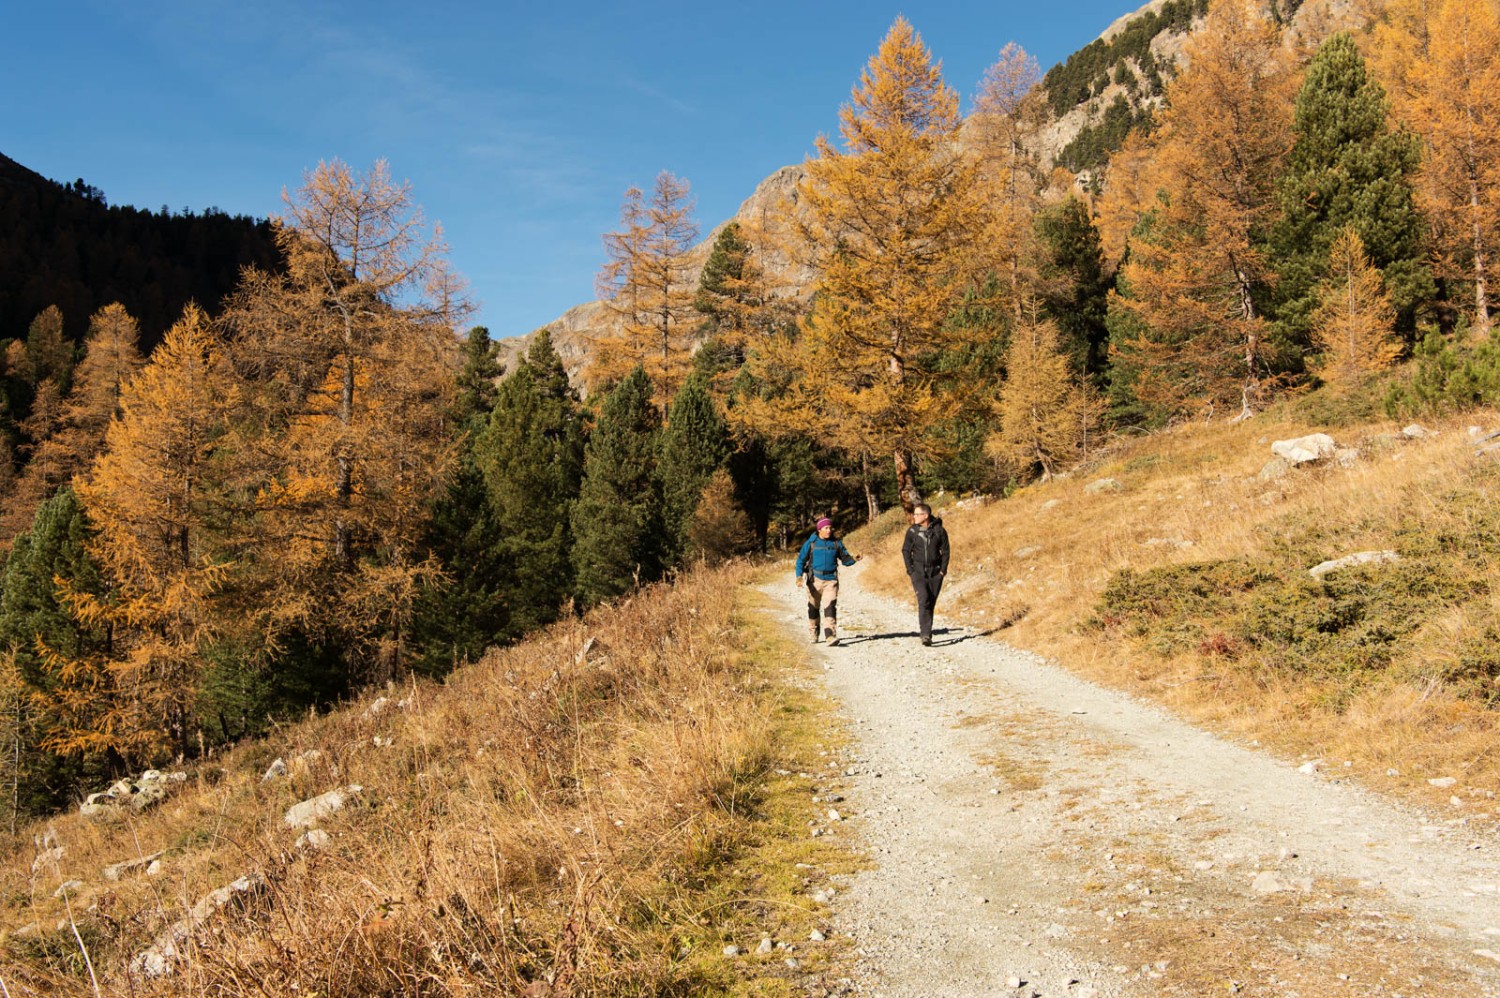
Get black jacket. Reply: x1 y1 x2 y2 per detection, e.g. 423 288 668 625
902 517 950 578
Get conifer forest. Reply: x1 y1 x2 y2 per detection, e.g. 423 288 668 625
2 0 1499 829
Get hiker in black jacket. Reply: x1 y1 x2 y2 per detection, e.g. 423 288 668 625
901 503 950 646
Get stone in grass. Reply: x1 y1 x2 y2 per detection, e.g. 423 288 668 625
283 785 363 829
102 851 165 882
131 874 266 977
1430 777 1458 788
757 937 774 954
1084 478 1122 495
1308 550 1400 579
809 929 826 942
1271 433 1336 465
723 944 741 957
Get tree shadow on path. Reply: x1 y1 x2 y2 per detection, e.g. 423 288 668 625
836 627 997 648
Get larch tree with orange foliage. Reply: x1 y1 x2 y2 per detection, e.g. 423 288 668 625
62 305 236 762
970 42 1047 315
1 304 144 546
224 160 461 682
1374 0 1500 336
592 171 699 401
1311 228 1402 386
1111 0 1294 421
989 306 1096 481
756 17 984 509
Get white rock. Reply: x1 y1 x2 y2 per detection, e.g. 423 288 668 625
363 696 390 718
1430 777 1458 788
1084 478 1122 494
1251 871 1286 894
146 860 162 876
1309 550 1401 578
757 937 774 954
52 880 84 898
283 785 362 829
1271 433 1337 464
296 829 332 851
1014 545 1041 558
1297 761 1322 774
103 851 165 881
31 846 64 876
722 944 741 957
809 929 826 942
1402 423 1433 439
262 758 288 781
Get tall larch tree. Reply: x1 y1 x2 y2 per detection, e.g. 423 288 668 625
225 159 461 682
774 16 985 509
1374 0 1500 336
1271 32 1434 343
571 367 662 607
1310 227 1402 386
68 305 236 763
592 172 699 401
1111 0 1294 420
1 304 145 546
971 42 1046 315
990 309 1095 481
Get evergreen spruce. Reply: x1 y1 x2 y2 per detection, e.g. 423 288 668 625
1271 34 1433 346
408 454 509 675
1036 197 1113 381
0 489 108 814
474 331 586 633
453 325 504 427
571 367 662 606
658 373 730 565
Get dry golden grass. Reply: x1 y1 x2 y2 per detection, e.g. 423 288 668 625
0 564 857 997
860 407 1500 807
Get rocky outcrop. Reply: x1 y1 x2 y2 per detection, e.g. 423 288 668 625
79 770 186 821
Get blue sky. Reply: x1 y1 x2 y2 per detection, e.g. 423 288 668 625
3 1 1139 340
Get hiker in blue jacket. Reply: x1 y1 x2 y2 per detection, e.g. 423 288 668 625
795 516 862 646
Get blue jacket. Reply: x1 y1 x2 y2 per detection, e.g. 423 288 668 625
796 533 856 581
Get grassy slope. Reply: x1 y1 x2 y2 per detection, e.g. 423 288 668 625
0 567 859 997
859 405 1500 816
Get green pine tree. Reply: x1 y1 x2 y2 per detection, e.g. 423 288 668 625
571 367 662 606
658 373 730 565
0 488 109 815
408 451 507 675
1036 197 1113 382
474 331 586 633
453 325 504 428
1271 33 1434 348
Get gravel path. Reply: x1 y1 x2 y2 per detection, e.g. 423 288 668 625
762 567 1500 997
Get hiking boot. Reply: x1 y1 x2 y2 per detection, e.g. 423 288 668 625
920 637 932 647
828 636 840 647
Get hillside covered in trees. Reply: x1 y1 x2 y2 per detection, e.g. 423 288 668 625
0 153 281 351
2 0 1499 836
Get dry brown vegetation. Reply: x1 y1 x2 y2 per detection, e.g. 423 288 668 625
0 567 857 996
862 405 1500 814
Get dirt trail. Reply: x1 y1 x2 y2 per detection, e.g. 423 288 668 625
761 567 1500 997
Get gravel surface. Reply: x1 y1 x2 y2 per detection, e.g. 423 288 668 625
762 567 1500 997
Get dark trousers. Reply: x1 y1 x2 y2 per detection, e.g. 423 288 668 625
909 572 943 641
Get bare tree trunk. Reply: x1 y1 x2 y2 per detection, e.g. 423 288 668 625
1471 173 1491 338
861 452 881 523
